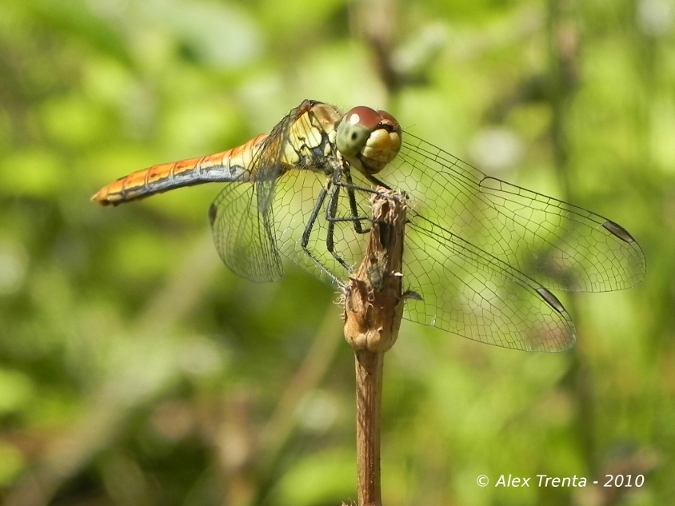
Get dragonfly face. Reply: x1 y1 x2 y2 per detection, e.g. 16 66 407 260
336 106 402 175
92 99 645 352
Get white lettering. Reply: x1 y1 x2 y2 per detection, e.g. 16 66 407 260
537 475 587 487
495 474 531 487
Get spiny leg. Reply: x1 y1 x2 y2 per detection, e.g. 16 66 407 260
330 175 395 229
324 181 353 272
344 170 369 235
300 183 344 286
303 171 397 282
326 176 379 227
324 170 391 273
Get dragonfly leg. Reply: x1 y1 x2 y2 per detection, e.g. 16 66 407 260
301 184 345 287
326 171 378 227
345 170 369 235
325 182 353 272
324 170 403 274
300 171 397 285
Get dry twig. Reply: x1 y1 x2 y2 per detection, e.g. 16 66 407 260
343 188 408 506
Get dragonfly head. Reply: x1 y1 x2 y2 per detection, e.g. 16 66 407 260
336 106 402 175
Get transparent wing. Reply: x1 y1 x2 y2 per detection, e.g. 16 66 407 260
265 164 574 351
207 113 299 283
380 133 646 293
271 169 371 286
208 177 283 282
403 212 575 352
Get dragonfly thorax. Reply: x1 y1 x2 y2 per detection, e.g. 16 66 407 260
280 101 345 175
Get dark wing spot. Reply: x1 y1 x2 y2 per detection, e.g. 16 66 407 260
602 220 635 243
208 203 218 225
403 290 423 301
536 287 566 313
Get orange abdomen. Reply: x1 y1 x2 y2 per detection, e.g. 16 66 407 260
91 134 267 205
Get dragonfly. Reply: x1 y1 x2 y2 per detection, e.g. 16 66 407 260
92 99 645 352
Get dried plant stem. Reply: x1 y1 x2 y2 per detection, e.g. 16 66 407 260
354 349 384 506
343 188 408 506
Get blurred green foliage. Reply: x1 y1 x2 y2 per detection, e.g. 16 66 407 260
0 0 673 505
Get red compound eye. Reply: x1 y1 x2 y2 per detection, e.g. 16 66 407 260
337 105 403 174
343 106 381 130
377 110 400 131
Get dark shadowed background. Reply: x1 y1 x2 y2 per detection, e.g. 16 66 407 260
0 0 672 505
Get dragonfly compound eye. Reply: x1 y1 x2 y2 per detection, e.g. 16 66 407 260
337 106 403 175
337 106 379 157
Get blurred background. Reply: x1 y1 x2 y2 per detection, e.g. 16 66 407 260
0 0 672 504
